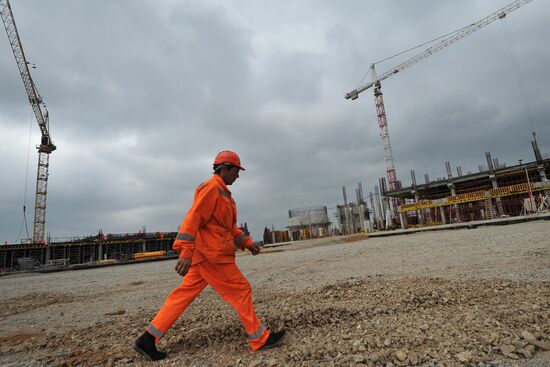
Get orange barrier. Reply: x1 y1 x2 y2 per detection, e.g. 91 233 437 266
133 250 167 261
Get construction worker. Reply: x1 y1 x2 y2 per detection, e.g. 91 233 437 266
134 150 286 361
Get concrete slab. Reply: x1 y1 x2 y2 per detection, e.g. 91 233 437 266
369 212 550 237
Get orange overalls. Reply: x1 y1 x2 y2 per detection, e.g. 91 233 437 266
146 175 269 351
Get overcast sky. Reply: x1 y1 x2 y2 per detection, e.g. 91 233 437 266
1 0 549 243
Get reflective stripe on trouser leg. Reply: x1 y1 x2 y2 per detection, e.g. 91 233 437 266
147 265 207 339
247 321 265 340
199 261 270 351
146 323 164 339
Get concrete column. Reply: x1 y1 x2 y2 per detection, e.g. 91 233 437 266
399 211 406 229
414 192 424 225
348 205 355 234
365 219 373 232
382 197 391 227
385 202 392 228
98 243 103 261
368 192 377 229
448 184 461 222
446 161 460 223
539 165 550 201
142 241 147 252
358 204 365 232
374 186 384 230
379 177 394 226
538 164 548 182
439 206 447 224
486 153 504 216
342 187 352 235
45 245 51 263
410 170 423 225
490 175 504 216
336 207 344 235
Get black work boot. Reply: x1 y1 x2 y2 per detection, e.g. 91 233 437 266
259 329 286 350
134 331 167 361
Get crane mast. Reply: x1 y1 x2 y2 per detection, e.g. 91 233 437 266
1 0 56 243
371 67 397 191
345 0 532 207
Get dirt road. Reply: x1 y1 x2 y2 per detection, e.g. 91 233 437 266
0 220 549 366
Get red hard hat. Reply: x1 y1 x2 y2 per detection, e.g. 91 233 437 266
213 150 245 170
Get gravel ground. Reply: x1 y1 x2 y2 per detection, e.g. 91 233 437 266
0 219 549 366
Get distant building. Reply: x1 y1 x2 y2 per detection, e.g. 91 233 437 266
336 202 372 235
287 206 331 241
239 222 250 236
263 227 290 245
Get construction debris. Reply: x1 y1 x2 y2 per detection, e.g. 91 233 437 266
0 220 548 366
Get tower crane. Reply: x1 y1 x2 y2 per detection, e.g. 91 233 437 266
1 0 56 244
345 0 532 211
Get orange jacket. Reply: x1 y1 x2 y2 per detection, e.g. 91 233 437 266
173 174 254 264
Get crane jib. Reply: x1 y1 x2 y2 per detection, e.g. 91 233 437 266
345 0 532 99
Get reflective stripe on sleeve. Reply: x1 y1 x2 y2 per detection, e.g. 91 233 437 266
176 232 195 241
146 323 164 338
247 322 265 340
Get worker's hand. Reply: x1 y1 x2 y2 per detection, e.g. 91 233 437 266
247 242 261 256
175 257 192 276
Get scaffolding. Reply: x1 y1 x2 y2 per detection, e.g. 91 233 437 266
0 231 177 272
390 159 550 228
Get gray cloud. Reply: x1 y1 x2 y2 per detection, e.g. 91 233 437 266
1 0 548 242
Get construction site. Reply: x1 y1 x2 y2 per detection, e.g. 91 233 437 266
1 0 549 366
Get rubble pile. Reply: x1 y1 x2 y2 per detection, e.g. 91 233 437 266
1 277 548 366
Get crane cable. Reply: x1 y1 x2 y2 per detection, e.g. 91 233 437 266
357 23 471 88
499 16 536 139
354 6 537 139
15 108 33 242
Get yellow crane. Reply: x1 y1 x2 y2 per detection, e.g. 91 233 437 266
1 0 56 243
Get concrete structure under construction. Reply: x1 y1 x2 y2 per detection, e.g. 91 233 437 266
1 224 252 272
336 202 372 234
337 183 372 234
385 155 550 229
263 227 290 245
288 206 331 240
0 231 177 272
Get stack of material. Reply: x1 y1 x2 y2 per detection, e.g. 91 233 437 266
16 257 35 271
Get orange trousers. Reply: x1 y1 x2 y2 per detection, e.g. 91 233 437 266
146 260 270 351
